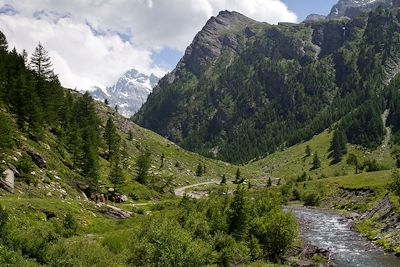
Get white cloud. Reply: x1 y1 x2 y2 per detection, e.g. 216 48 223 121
0 0 297 89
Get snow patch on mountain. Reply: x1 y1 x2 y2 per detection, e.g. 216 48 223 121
90 69 159 117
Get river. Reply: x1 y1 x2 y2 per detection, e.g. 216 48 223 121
287 206 399 267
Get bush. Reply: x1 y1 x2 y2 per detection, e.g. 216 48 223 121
388 170 400 202
16 154 36 184
302 192 321 206
251 210 297 262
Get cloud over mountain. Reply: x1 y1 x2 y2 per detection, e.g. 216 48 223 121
0 0 296 90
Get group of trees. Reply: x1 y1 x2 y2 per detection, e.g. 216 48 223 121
129 186 297 265
0 31 104 191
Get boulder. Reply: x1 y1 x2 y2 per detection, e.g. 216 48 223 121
27 151 46 169
1 169 14 193
120 195 128 202
100 205 131 220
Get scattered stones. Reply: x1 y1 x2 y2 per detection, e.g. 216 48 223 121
1 169 14 193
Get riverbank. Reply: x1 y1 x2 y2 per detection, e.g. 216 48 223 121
287 205 400 267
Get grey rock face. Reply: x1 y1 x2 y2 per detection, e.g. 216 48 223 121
159 10 256 87
305 14 327 22
1 169 14 193
327 0 393 19
90 69 159 117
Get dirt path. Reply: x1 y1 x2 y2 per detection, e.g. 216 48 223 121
174 180 221 199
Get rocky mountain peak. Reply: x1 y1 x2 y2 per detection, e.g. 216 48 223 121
90 69 159 117
160 11 256 86
327 0 392 19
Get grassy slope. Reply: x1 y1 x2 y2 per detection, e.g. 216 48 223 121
249 130 396 181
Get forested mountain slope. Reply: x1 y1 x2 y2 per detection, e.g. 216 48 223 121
135 7 400 163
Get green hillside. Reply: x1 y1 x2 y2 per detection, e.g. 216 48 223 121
135 7 400 164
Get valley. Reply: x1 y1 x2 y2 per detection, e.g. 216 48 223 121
1 0 400 266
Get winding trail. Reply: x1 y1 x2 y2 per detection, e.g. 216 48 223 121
174 180 220 199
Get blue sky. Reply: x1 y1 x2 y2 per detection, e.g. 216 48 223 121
283 0 337 21
0 0 340 89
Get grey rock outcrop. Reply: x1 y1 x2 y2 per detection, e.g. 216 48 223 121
1 169 14 193
27 151 46 169
159 10 257 87
100 205 131 219
327 0 393 20
305 14 327 22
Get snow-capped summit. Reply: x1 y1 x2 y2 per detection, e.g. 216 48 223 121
90 69 159 117
327 0 392 19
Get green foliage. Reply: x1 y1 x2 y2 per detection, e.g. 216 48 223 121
130 219 211 267
63 214 78 238
302 192 321 206
251 210 297 262
228 185 249 240
362 159 381 172
389 170 400 201
221 174 227 184
29 42 56 81
16 153 35 184
0 112 14 150
0 205 8 236
305 145 311 157
330 129 347 164
195 162 204 177
135 7 397 163
347 153 359 173
235 167 244 184
0 31 8 51
108 155 125 189
311 152 321 170
103 117 120 160
136 150 151 184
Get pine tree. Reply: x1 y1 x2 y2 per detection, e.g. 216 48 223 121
109 154 125 189
136 150 151 184
160 153 165 169
229 185 248 240
347 153 359 174
331 129 347 164
0 31 7 52
305 145 311 157
235 167 243 184
128 129 133 141
311 152 321 170
195 162 203 177
29 42 55 80
221 174 227 184
0 112 14 150
103 117 120 160
104 98 109 105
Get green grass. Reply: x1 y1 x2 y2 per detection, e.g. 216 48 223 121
249 130 396 181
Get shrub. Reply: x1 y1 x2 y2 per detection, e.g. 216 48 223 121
302 192 321 206
251 210 297 262
388 170 400 202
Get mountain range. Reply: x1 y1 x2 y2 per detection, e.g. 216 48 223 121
134 0 400 163
90 69 159 117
